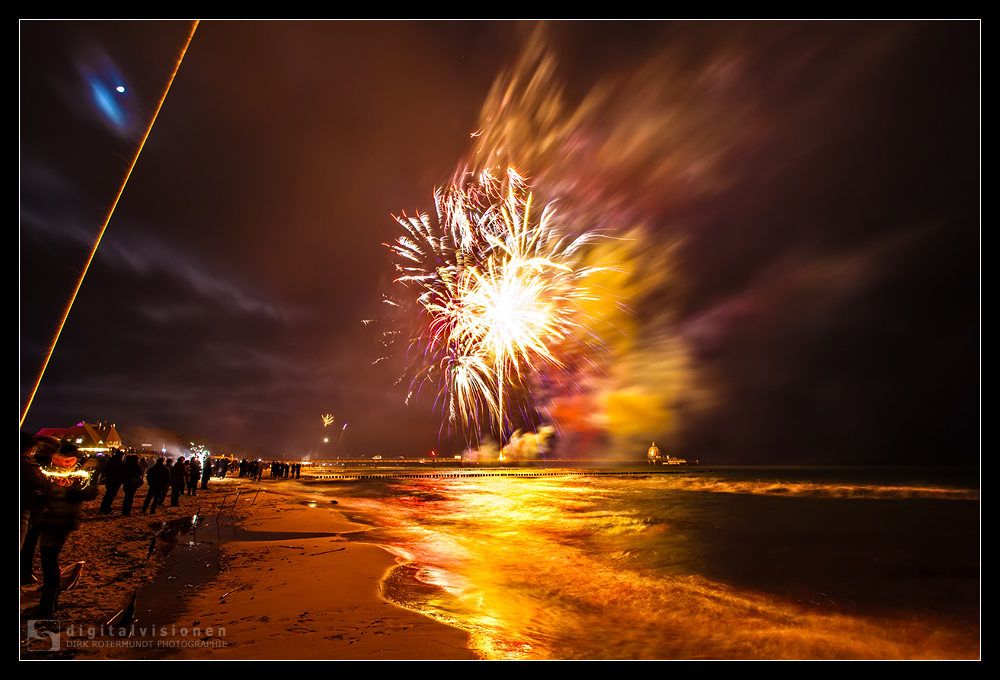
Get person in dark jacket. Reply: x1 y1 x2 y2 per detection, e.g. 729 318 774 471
99 450 125 514
24 444 97 618
200 456 213 490
170 457 187 506
141 458 170 514
21 434 60 585
186 457 201 496
120 454 143 516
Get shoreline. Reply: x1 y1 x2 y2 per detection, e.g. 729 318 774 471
23 477 480 660
148 485 480 660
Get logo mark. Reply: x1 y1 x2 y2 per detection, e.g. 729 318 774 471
25 619 61 651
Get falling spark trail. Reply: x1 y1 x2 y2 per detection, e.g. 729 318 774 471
20 20 200 427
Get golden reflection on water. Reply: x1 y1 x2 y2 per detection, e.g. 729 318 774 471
343 475 978 660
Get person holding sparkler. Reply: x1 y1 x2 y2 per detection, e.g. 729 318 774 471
24 444 97 618
21 434 60 584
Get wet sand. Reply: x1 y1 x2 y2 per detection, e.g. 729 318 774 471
145 490 480 660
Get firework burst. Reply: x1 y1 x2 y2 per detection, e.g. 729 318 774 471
389 167 610 437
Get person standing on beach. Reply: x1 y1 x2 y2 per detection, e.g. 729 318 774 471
200 456 212 490
142 458 169 513
99 450 125 514
24 444 97 618
120 454 143 516
170 457 187 506
187 457 201 496
158 459 172 506
21 434 60 585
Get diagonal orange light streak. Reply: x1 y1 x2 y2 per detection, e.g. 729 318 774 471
20 20 200 428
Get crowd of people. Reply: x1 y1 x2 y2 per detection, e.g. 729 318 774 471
86 449 221 516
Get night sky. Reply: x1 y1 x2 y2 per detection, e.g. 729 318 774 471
19 21 979 465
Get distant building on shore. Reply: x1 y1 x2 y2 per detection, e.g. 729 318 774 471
647 441 687 466
34 421 123 453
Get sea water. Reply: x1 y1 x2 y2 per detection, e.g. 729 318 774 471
310 466 979 659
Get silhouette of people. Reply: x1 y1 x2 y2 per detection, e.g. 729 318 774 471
141 458 170 514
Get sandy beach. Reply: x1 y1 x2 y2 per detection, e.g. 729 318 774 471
20 476 480 660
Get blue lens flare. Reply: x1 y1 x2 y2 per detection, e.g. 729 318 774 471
80 54 132 134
